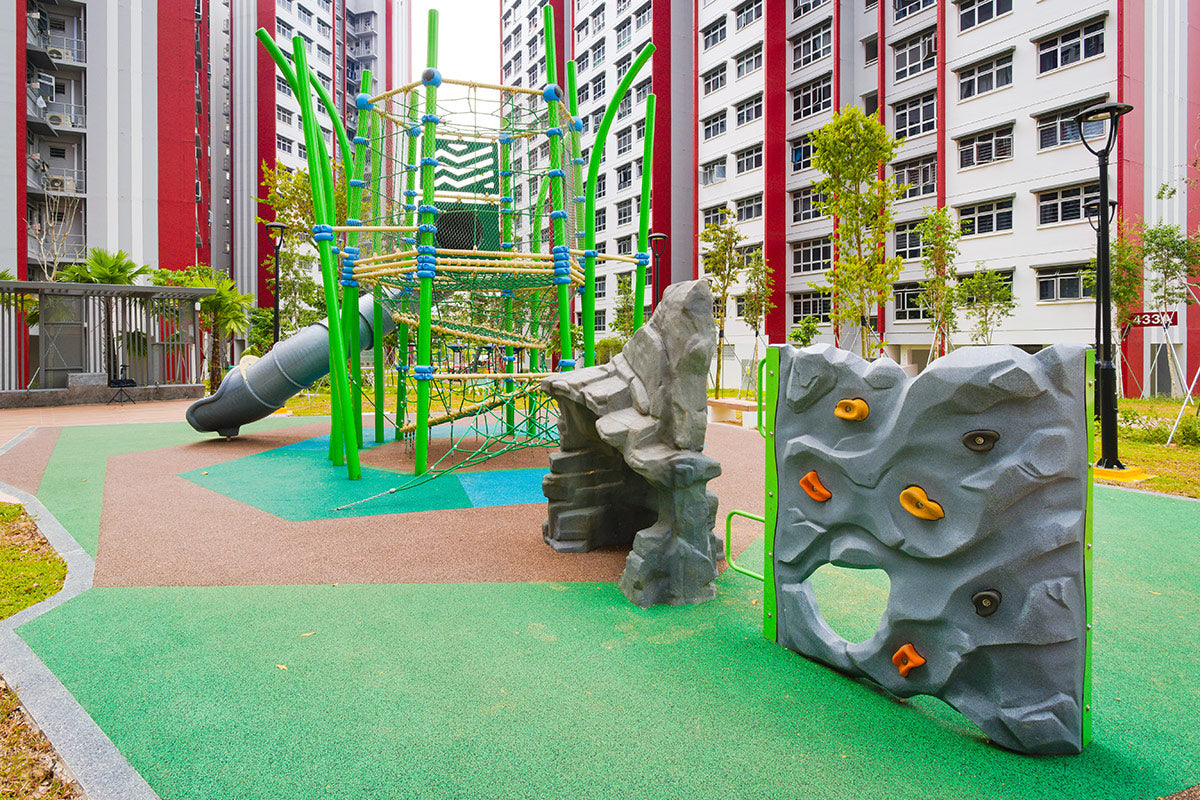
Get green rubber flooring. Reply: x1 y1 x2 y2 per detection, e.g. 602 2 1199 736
15 487 1200 800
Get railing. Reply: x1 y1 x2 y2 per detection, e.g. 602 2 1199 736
46 33 86 63
26 231 87 268
42 100 87 129
36 167 87 194
0 281 213 392
27 14 48 49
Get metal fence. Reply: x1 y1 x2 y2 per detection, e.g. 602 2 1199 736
0 281 214 391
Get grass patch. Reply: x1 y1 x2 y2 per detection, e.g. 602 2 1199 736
0 502 81 799
1101 398 1200 498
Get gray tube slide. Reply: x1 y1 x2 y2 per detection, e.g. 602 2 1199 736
186 292 396 437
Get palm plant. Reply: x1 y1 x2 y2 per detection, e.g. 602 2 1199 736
196 275 254 392
58 248 151 381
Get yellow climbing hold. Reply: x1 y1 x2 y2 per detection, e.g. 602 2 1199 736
900 486 944 520
834 397 870 421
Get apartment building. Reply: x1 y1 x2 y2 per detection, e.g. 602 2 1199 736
5 1 208 281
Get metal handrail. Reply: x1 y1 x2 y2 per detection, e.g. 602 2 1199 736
724 510 765 582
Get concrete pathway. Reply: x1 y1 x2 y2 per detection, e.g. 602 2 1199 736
0 399 198 447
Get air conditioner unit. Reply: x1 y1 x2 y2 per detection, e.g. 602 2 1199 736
46 175 75 193
45 112 69 126
46 47 66 60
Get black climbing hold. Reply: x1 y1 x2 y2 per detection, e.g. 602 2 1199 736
973 590 1002 617
963 429 1000 452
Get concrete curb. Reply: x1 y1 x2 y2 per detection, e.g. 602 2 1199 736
0 427 160 800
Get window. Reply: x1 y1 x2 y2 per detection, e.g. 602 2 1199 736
592 7 605 28
318 19 331 37
702 65 727 95
575 20 588 42
617 199 634 226
792 237 832 273
577 52 589 73
894 92 936 139
276 134 293 154
792 186 824 222
1036 104 1106 150
596 207 607 231
895 0 934 21
700 158 727 186
617 163 633 190
616 54 632 78
1038 183 1099 225
958 126 1013 168
793 292 831 323
276 104 293 125
894 29 936 81
1038 20 1105 74
959 0 1012 30
736 45 764 78
277 19 293 38
864 36 878 67
616 18 632 49
791 134 814 171
736 145 763 173
793 0 828 19
895 220 924 259
959 52 1012 99
592 74 606 98
578 82 590 104
793 74 832 121
1037 266 1092 301
736 94 763 126
636 79 652 103
702 206 725 227
617 96 633 119
736 194 763 221
592 41 605 66
617 237 634 255
296 4 312 24
793 21 832 69
702 18 727 50
703 111 727 140
594 275 607 299
736 0 763 29
895 155 936 199
595 174 606 198
617 127 633 155
893 283 928 320
595 309 607 331
635 120 646 140
317 46 331 65
959 198 1014 236
636 4 652 29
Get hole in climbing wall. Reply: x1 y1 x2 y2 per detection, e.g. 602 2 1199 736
805 564 891 645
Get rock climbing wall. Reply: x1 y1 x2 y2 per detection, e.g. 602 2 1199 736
769 343 1090 754
541 280 721 608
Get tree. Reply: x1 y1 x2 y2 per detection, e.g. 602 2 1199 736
153 264 255 392
956 268 1015 345
700 207 747 398
740 247 775 373
28 193 84 280
1140 221 1200 316
915 207 961 359
611 272 636 342
788 316 821 347
811 106 907 358
58 248 152 380
1083 219 1146 396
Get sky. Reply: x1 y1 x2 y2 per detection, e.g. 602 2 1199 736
409 0 501 83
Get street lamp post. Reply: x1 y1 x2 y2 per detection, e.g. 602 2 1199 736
647 232 668 308
264 221 288 348
1084 198 1118 422
1077 101 1133 471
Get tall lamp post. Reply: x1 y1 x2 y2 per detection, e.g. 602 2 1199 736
264 221 288 348
1084 198 1118 422
1077 101 1133 471
647 232 668 308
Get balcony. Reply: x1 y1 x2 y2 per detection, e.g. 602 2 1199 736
28 166 88 196
46 34 87 64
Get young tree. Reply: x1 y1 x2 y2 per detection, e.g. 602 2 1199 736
153 264 255 392
1140 221 1200 316
611 272 636 343
29 193 84 280
1084 219 1145 396
787 316 821 347
956 267 1015 345
740 247 775 376
811 106 907 358
915 207 961 359
700 207 747 398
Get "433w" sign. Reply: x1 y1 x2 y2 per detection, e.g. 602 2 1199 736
1130 311 1178 327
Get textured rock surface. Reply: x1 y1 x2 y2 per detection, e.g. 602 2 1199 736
541 280 721 607
772 343 1089 755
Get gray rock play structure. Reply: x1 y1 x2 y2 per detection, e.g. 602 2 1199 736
541 280 722 608
186 292 393 437
765 343 1091 754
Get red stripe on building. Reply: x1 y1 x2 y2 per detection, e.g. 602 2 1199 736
550 0 568 86
650 0 673 302
157 3 201 271
763 0 788 341
935 0 946 204
1186 0 1200 393
691 0 699 281
875 0 887 340
16 2 27 280
256 0 278 305
1117 0 1146 395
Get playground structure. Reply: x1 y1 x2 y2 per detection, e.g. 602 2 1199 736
189 6 660 490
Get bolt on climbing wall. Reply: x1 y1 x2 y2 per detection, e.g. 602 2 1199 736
767 343 1091 755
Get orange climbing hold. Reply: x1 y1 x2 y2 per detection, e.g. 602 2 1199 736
800 471 832 502
892 643 926 677
834 397 870 421
899 486 944 520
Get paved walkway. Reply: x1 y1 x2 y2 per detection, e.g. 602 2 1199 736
0 399 198 447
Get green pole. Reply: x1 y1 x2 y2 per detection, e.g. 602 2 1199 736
395 92 419 440
499 99 517 434
633 94 656 331
414 9 439 475
290 37 360 479
368 85 385 444
343 70 374 450
581 43 655 366
542 5 574 372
